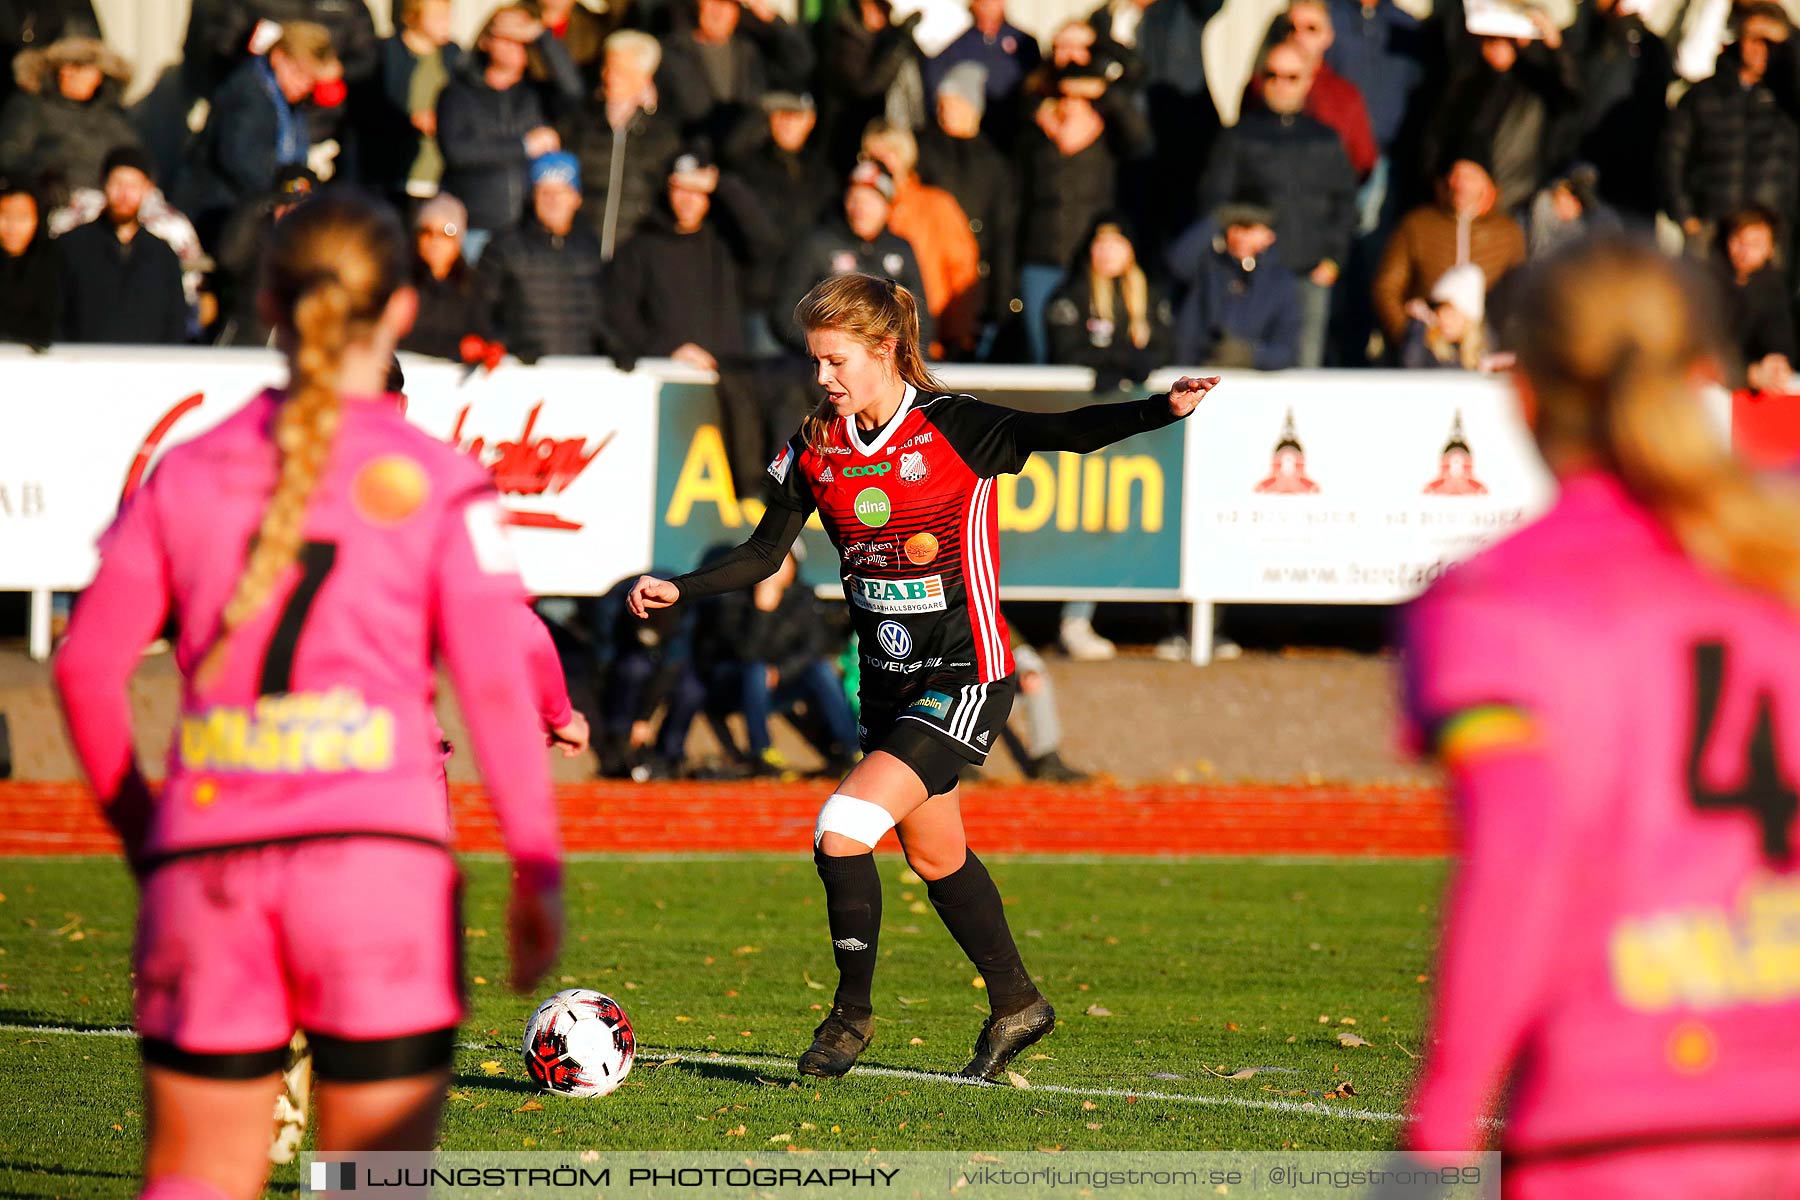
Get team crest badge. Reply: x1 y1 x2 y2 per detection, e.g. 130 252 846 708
899 451 927 482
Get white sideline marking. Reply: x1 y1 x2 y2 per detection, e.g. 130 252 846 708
1 1023 1405 1123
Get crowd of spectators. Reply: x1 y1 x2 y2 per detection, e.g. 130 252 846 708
8 0 1800 391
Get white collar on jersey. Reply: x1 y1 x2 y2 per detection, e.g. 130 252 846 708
845 383 917 457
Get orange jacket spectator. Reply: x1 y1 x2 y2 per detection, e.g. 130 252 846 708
864 120 981 356
1372 156 1525 345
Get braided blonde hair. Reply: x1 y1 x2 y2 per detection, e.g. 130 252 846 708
1507 236 1800 607
198 192 407 684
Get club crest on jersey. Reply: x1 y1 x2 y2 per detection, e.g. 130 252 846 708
850 574 946 614
876 620 912 658
899 451 927 482
767 444 793 484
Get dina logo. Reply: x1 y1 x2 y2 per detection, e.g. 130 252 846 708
853 487 892 528
1423 412 1489 496
1254 409 1321 495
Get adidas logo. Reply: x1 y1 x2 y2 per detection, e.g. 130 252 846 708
820 465 834 483
833 937 869 951
976 731 991 746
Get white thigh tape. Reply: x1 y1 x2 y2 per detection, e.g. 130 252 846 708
813 793 897 849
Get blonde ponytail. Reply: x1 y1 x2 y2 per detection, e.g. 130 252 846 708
795 274 943 451
1509 236 1800 609
198 192 407 686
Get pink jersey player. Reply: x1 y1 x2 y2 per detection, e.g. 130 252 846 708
52 194 565 1200
1400 238 1800 1197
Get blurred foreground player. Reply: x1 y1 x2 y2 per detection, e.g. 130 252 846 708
1401 236 1800 1196
54 192 564 1200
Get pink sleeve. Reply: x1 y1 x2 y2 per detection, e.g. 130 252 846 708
519 604 574 730
1400 587 1575 1159
51 481 171 863
431 485 562 891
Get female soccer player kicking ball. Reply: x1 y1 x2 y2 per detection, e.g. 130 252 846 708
630 274 1218 1080
55 193 564 1200
1400 237 1800 1195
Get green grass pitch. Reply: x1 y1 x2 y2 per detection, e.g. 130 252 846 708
0 854 1446 1197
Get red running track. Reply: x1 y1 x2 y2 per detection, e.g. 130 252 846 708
0 781 1452 858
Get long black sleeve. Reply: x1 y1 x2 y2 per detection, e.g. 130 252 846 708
668 501 809 601
935 392 1181 476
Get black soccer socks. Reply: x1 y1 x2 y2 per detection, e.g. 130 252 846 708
815 848 882 1013
926 851 1040 1015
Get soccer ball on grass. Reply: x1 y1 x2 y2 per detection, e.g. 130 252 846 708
522 988 636 1096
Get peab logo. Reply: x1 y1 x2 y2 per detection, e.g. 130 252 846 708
850 574 945 614
853 487 891 527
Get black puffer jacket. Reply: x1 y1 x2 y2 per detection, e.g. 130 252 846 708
918 125 1020 322
0 39 139 192
721 122 836 312
603 175 777 360
403 257 495 361
559 100 678 258
1661 48 1800 227
436 38 582 233
0 222 59 347
477 218 610 360
1044 269 1174 387
196 0 379 83
1196 108 1357 274
771 217 933 352
1016 93 1150 269
656 15 814 144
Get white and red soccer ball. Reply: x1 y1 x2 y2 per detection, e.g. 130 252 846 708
522 988 636 1097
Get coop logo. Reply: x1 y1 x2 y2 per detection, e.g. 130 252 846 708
843 463 891 477
876 620 912 658
448 402 614 531
308 1161 356 1191
853 487 891 528
849 574 945 614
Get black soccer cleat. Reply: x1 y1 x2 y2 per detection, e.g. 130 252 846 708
798 1006 875 1078
958 996 1057 1081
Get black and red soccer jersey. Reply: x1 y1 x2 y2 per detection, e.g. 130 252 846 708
672 386 1180 697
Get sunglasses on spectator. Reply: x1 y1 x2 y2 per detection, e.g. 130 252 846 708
1263 69 1305 81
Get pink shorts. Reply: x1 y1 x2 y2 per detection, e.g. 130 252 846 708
135 837 463 1076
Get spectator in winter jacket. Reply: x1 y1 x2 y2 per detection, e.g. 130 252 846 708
404 192 495 361
56 147 185 344
529 0 631 90
0 183 59 347
1424 0 1580 215
1016 65 1153 363
1662 3 1800 256
861 119 982 358
1166 196 1300 369
1526 162 1622 259
1372 155 1524 348
1199 40 1355 368
0 36 137 201
479 151 611 359
176 22 341 247
1399 262 1486 370
438 5 582 257
0 0 100 109
919 62 1019 358
561 30 679 259
724 90 836 341
195 0 378 89
816 0 928 170
605 146 777 367
1245 2 1376 180
1045 213 1172 389
1718 205 1797 392
1566 0 1672 223
1324 0 1425 156
773 160 934 353
658 0 814 146
210 164 315 346
48 167 205 332
923 0 1042 148
371 0 463 200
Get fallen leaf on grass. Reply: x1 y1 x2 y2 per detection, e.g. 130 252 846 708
768 1133 792 1143
1327 1081 1357 1098
1201 1066 1261 1081
724 1124 746 1137
516 1100 544 1112
1027 1053 1052 1061
1082 1101 1097 1111
479 1061 504 1076
732 945 758 957
1149 1072 1185 1080
1337 1033 1372 1048
803 972 826 991
800 1122 817 1130
1084 1004 1112 1018
1085 1122 1101 1130
896 996 927 1006
909 1037 924 1045
1005 1070 1031 1090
